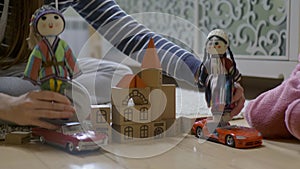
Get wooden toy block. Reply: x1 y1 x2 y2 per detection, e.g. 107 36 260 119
116 74 147 88
91 104 111 126
112 121 166 143
112 122 163 139
150 84 176 121
141 38 162 70
139 38 162 88
110 38 176 143
111 87 151 106
135 74 148 88
112 123 152 143
93 124 111 134
148 87 167 122
93 125 112 143
140 68 162 88
112 104 152 125
5 132 31 145
116 74 136 88
161 84 176 119
164 119 176 136
152 121 166 139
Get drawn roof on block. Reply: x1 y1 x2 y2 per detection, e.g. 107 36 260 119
116 38 162 88
116 74 147 88
141 38 162 69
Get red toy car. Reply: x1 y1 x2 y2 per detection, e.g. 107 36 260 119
32 122 108 153
191 117 263 148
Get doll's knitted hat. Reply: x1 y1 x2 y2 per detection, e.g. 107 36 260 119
206 29 229 45
30 5 65 35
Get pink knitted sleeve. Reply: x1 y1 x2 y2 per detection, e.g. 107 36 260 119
245 55 300 139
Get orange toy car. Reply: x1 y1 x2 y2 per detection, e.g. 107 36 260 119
191 118 263 148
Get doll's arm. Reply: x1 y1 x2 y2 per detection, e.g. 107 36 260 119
63 42 82 79
23 49 42 85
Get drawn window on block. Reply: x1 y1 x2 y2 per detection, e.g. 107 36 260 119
96 110 107 124
140 107 148 121
127 98 135 107
123 90 148 105
124 108 133 122
154 127 164 139
140 125 149 138
124 126 133 140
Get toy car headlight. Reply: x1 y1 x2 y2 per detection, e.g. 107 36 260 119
258 132 262 136
236 135 246 139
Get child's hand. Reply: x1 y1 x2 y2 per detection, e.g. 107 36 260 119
0 91 75 129
230 82 245 117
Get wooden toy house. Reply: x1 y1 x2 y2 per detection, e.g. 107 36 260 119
111 38 176 142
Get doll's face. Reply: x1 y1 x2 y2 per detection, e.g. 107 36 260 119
37 13 64 37
206 36 228 55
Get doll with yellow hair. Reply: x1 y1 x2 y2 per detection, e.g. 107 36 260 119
24 5 81 94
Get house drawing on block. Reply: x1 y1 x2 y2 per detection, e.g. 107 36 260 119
90 104 112 142
111 38 176 142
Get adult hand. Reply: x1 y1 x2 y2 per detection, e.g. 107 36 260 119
230 82 245 117
0 90 75 129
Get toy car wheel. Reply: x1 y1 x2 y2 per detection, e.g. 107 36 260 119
67 142 75 153
196 127 203 138
39 136 46 144
225 135 235 147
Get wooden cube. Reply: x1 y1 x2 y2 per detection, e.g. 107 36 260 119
91 104 111 126
5 132 31 144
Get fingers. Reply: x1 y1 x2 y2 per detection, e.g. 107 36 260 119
4 90 77 130
32 119 60 130
34 100 75 112
29 90 72 105
27 90 75 113
231 96 245 117
23 109 74 129
24 91 75 129
18 108 74 128
231 83 246 117
232 82 244 103
32 109 74 119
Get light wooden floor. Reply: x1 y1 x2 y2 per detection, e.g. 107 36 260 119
1 119 299 169
1 88 299 169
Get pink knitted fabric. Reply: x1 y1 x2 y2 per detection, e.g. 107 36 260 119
245 55 300 140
